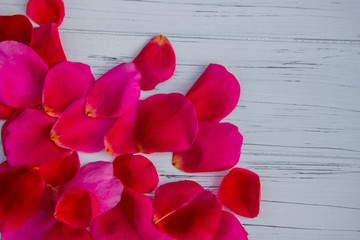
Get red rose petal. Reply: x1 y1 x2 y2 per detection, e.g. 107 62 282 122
0 162 46 232
42 222 93 240
0 14 32 45
186 64 240 122
153 180 222 240
30 23 66 67
91 187 169 240
85 62 141 118
213 211 248 240
0 102 16 120
133 35 176 90
42 61 95 117
218 168 261 218
26 0 65 26
173 121 243 172
55 188 100 229
51 97 117 153
0 41 48 108
113 154 159 193
136 93 198 153
39 152 80 187
4 108 72 167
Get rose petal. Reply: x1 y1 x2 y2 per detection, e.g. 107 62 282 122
218 168 261 218
213 211 248 240
42 61 95 117
0 102 16 120
91 187 169 240
1 109 22 156
113 154 159 193
0 14 32 45
55 188 100 229
173 121 243 172
85 62 141 118
136 93 198 153
4 108 73 167
62 161 123 215
153 180 222 240
51 97 117 153
186 64 240 122
39 152 80 187
41 222 93 240
104 102 141 156
26 0 65 26
30 23 66 67
0 162 46 232
0 41 48 108
133 35 176 90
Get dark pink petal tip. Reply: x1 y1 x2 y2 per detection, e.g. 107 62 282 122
26 0 65 26
213 211 248 240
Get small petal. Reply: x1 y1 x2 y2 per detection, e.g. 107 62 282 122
136 93 198 153
0 41 48 108
153 180 222 240
173 121 243 172
43 61 95 117
213 211 248 240
30 23 66 67
113 154 159 193
42 222 93 240
0 102 16 120
62 161 123 215
0 162 46 232
39 152 80 187
55 188 100 229
26 0 65 26
186 64 240 122
133 35 176 90
4 108 72 167
218 168 261 218
51 97 117 153
0 14 32 45
85 62 141 118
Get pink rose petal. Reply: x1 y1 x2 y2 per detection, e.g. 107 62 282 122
0 102 16 120
1 109 22 156
26 0 65 26
0 14 32 45
213 211 248 240
41 222 93 240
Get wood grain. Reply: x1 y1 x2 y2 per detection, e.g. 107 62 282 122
1 0 359 239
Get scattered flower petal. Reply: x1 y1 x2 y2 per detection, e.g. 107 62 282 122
186 64 240 122
26 0 65 26
0 14 32 45
218 168 261 218
133 35 176 90
1 109 22 156
0 102 16 120
213 211 248 240
41 222 93 240
173 121 243 172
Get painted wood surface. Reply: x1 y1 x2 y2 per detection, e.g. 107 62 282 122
1 0 360 239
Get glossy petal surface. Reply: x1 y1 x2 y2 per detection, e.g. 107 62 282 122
30 23 66 67
186 64 240 122
173 121 243 172
113 154 158 193
153 180 222 240
4 108 72 167
0 41 48 108
26 0 65 26
213 211 248 240
0 102 16 120
218 168 261 218
39 152 80 187
133 35 176 90
0 14 32 45
62 161 123 215
43 61 95 117
42 222 93 240
85 62 141 118
51 98 117 153
0 162 46 232
136 93 198 153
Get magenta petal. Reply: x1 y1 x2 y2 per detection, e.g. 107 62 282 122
62 161 123 215
173 121 243 172
85 62 141 118
213 211 248 240
1 109 22 156
136 93 198 153
51 97 117 153
41 222 93 240
43 61 95 117
0 102 16 120
4 109 72 167
0 41 48 108
186 64 240 122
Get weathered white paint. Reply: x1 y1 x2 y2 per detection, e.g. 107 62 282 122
1 0 359 239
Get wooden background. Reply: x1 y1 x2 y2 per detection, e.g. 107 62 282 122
1 0 360 239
